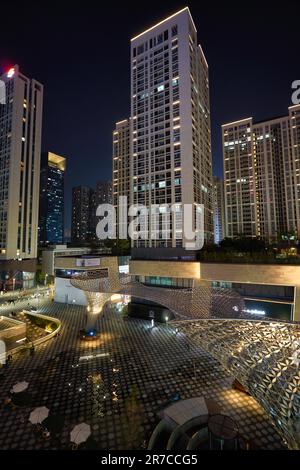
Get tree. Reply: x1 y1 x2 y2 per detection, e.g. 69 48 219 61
104 238 130 256
276 230 298 248
219 236 266 253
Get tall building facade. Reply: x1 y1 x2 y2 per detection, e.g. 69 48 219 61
130 8 213 251
113 119 131 238
90 180 113 242
0 65 43 260
213 176 225 244
72 182 113 245
95 180 112 206
71 186 93 244
39 152 66 245
222 104 300 240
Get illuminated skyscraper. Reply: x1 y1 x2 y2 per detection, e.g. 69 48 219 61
0 64 43 261
39 152 66 245
222 105 300 240
130 7 213 254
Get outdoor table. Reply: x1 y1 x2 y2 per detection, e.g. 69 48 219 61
208 414 238 450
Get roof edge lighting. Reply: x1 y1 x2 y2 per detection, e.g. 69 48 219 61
131 7 195 42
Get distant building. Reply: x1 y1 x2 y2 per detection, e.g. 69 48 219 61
39 152 66 245
89 181 112 243
71 181 112 245
64 228 71 243
213 177 225 244
95 180 112 206
222 104 300 240
71 186 93 244
113 119 131 238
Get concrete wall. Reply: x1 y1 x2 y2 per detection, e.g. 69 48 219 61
42 247 94 275
130 260 200 279
54 277 87 306
42 250 55 276
199 263 300 287
129 260 300 321
54 255 119 271
54 257 100 270
0 319 26 342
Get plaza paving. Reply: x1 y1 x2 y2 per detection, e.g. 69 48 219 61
0 300 286 449
0 286 50 304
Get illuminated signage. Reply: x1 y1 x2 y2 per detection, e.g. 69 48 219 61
75 258 100 267
242 308 266 316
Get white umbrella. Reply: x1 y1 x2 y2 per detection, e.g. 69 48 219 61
11 381 29 393
70 423 91 444
29 406 49 424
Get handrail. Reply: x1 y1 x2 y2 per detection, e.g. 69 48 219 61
3 311 61 358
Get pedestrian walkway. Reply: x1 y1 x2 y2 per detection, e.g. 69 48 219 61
0 302 286 450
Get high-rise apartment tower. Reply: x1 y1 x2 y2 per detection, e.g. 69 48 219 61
130 8 213 253
0 64 43 260
222 105 300 240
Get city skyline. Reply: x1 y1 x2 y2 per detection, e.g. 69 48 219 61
1 1 298 229
1 4 300 457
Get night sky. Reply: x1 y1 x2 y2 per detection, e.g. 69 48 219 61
1 0 299 230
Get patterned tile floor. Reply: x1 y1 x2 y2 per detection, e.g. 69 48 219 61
0 300 286 450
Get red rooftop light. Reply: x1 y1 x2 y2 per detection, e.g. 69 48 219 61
7 68 15 78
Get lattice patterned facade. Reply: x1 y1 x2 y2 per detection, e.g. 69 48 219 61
70 270 245 321
173 319 300 449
